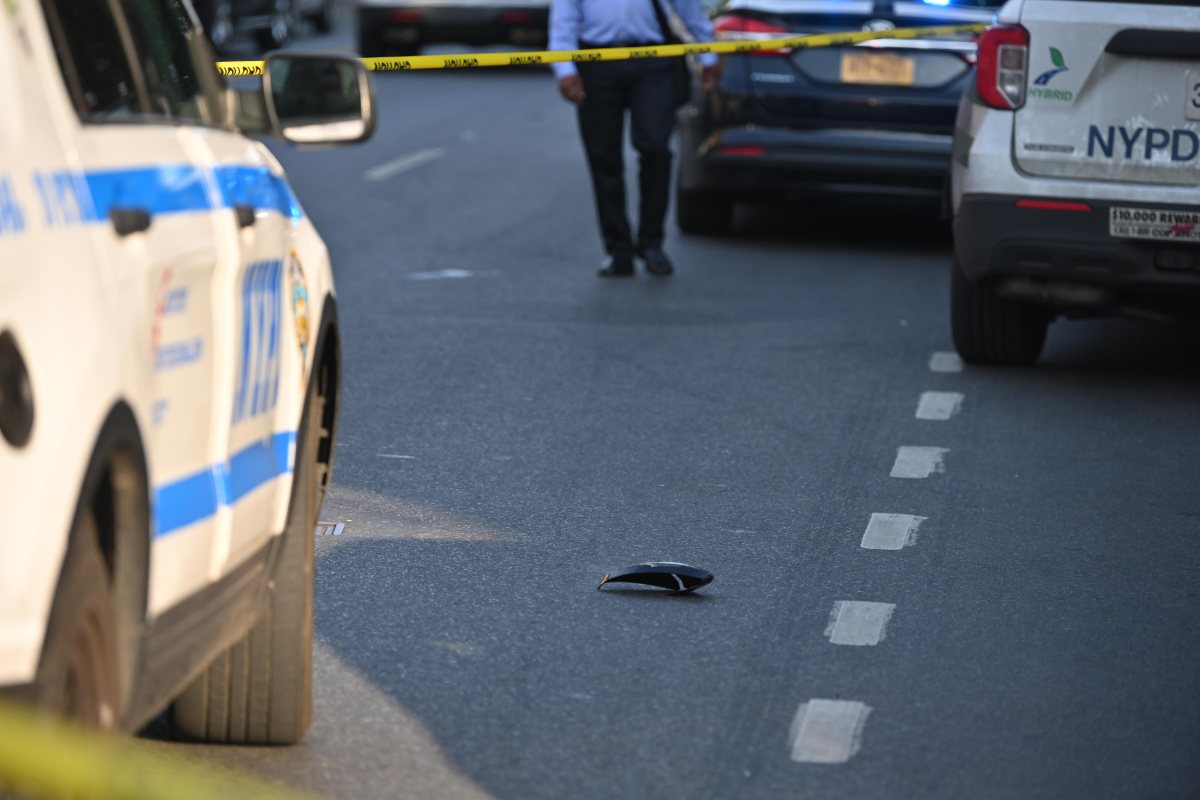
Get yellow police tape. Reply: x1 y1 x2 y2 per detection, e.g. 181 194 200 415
216 23 987 77
0 700 324 800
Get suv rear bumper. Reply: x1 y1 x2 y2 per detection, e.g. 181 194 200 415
680 125 952 199
955 193 1200 294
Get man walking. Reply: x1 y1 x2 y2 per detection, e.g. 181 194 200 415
550 0 719 277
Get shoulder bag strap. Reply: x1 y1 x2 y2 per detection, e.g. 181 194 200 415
650 0 682 45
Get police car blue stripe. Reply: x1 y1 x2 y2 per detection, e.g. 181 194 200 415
155 468 222 536
84 166 211 220
153 430 297 537
228 430 295 504
31 164 303 229
212 165 304 221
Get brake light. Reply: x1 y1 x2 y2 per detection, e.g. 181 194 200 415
500 10 533 24
1015 199 1092 213
976 25 1028 109
713 14 795 56
718 146 765 157
390 9 420 23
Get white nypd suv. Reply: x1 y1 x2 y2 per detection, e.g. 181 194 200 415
0 0 373 743
950 0 1200 365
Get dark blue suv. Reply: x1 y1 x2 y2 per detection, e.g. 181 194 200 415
676 0 998 233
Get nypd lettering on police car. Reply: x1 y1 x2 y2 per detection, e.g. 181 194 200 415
1087 125 1200 163
0 175 26 236
233 259 285 425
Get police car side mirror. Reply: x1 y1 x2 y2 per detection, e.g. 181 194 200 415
263 53 377 146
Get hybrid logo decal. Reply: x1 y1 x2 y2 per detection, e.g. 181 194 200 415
233 259 284 423
1030 47 1072 102
1087 125 1200 163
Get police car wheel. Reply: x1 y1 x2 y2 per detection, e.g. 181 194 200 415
675 187 732 235
34 510 121 731
170 371 326 745
950 258 1049 366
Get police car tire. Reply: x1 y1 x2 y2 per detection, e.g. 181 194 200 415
170 377 324 745
34 510 121 731
951 258 1048 366
675 187 732 235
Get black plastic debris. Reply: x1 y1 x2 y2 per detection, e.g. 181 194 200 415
597 562 714 593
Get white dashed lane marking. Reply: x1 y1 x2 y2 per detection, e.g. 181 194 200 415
860 512 926 550
825 601 896 646
929 351 963 373
363 147 447 182
890 446 948 479
406 269 499 281
916 391 964 421
789 699 872 764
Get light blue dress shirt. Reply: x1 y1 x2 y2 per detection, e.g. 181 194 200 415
549 0 718 79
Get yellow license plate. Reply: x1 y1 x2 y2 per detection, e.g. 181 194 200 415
840 53 915 86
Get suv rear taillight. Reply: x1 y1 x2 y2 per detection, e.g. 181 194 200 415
713 14 796 56
976 25 1028 110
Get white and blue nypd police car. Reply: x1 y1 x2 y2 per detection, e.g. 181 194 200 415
950 0 1200 365
0 0 374 743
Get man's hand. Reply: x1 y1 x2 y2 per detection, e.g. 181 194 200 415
559 75 586 105
700 64 721 92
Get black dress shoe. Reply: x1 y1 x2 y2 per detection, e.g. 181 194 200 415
639 248 674 276
598 254 635 277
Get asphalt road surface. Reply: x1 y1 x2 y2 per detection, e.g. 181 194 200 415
175 18 1200 800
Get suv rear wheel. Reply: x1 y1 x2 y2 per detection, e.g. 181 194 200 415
951 258 1050 366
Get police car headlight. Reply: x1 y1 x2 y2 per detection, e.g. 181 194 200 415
0 331 34 448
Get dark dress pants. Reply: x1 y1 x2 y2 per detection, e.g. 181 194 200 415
576 58 677 258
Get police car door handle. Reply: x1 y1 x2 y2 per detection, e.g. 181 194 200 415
234 203 256 228
109 207 153 237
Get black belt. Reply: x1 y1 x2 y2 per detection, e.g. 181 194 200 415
578 39 665 50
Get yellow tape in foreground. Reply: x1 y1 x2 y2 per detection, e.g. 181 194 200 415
0 701 325 800
216 23 986 77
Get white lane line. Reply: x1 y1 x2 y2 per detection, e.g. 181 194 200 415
890 446 948 479
363 147 447 182
861 513 926 550
406 268 499 281
929 351 963 373
916 391 964 421
377 453 416 459
825 601 896 646
789 699 872 764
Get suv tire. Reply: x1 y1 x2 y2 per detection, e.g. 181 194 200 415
676 187 732 235
170 369 327 745
951 258 1049 366
35 510 121 731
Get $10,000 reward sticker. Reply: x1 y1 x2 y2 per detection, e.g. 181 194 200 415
1110 207 1200 242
